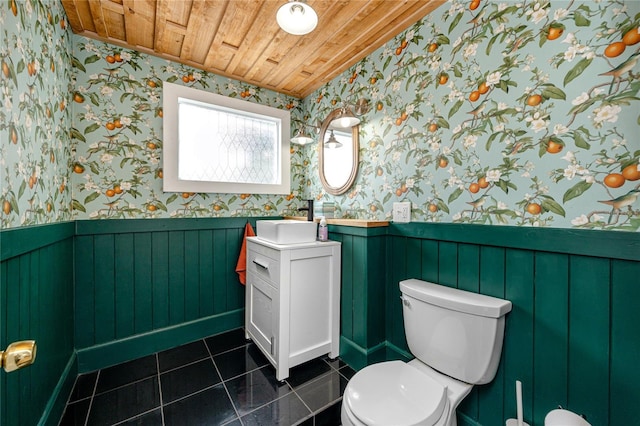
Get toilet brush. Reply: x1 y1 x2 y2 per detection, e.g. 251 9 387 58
506 380 530 426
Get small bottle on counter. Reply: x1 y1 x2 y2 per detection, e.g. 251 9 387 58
318 216 328 242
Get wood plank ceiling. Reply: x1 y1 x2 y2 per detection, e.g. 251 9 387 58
61 0 445 99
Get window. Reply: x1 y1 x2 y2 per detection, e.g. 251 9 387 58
163 82 290 194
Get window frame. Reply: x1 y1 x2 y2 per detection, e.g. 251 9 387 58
162 81 291 195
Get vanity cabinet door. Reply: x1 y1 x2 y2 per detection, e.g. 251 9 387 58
246 273 278 364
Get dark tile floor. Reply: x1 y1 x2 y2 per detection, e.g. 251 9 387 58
59 328 355 426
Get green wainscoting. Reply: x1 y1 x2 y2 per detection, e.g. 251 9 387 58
1 218 638 426
73 218 267 372
385 223 639 426
0 222 76 426
327 225 391 370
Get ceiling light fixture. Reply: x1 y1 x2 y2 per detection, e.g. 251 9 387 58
276 1 318 35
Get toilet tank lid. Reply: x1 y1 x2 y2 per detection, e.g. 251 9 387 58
400 279 512 318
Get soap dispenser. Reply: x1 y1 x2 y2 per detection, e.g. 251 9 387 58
318 216 328 242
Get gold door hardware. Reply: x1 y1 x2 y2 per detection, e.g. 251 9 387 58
0 340 37 373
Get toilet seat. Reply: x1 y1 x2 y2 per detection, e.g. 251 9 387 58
344 361 447 426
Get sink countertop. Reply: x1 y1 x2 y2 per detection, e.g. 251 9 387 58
283 216 389 228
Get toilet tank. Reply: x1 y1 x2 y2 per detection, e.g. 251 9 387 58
400 279 512 385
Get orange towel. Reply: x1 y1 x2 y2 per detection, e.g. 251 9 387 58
235 222 255 285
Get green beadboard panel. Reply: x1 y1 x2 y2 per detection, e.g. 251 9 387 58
568 256 609 425
610 259 640 425
184 230 200 322
420 239 439 283
169 231 186 325
503 249 535 425
351 236 367 347
133 232 153 333
406 237 422 279
114 233 135 339
366 235 386 348
457 244 480 293
95 234 116 344
438 241 457 287
0 224 75 426
477 246 506 426
75 235 95 348
152 231 170 329
198 230 215 317
340 234 355 343
533 252 569 422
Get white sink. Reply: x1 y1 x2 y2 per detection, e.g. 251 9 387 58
256 220 318 244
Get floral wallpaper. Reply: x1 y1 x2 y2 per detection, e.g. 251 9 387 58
2 0 639 232
304 0 640 231
1 0 74 229
70 40 304 220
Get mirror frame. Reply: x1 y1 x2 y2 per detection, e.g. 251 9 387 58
318 108 360 195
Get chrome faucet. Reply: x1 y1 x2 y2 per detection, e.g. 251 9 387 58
297 199 314 221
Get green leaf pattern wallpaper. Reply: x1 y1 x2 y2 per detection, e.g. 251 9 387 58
2 0 639 231
1 0 74 228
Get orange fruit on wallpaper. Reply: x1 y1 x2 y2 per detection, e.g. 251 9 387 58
11 0 17 16
547 26 563 41
621 164 640 181
478 82 489 94
401 40 409 49
376 101 383 111
469 91 480 102
438 157 449 168
370 77 377 84
526 203 542 215
105 189 116 197
478 176 489 188
526 94 542 107
147 204 157 211
114 119 122 128
182 75 190 83
114 185 123 194
395 188 403 197
73 164 85 174
114 53 122 62
395 47 403 55
105 55 116 64
73 93 84 103
604 42 626 58
147 80 157 88
546 140 563 154
105 122 116 130
470 0 480 11
428 203 438 213
469 183 480 193
2 61 9 78
3 200 11 215
603 173 625 188
622 27 640 45
438 74 449 85
428 43 438 53
428 123 438 132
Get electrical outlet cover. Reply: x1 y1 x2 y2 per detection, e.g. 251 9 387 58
393 202 411 223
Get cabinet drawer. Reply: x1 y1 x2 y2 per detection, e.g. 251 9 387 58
247 249 280 286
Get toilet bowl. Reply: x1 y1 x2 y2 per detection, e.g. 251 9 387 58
341 279 512 426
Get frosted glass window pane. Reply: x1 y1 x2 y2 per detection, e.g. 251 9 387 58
178 99 279 185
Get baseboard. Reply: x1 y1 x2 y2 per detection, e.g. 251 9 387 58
384 341 413 362
38 352 78 426
76 309 244 373
339 337 402 371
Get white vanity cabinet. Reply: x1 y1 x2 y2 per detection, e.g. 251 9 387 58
245 236 341 381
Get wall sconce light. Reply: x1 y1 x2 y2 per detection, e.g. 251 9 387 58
324 130 343 149
329 99 371 129
291 119 320 146
277 1 318 35
291 128 314 145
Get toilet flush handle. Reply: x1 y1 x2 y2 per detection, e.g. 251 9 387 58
400 295 411 307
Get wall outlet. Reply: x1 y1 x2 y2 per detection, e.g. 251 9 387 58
393 202 411 223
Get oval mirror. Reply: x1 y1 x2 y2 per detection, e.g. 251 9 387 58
318 108 360 195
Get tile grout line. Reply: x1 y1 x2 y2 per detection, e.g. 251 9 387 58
204 338 244 425
156 352 166 426
83 370 100 426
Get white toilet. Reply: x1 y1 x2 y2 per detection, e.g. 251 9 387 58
341 279 512 426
